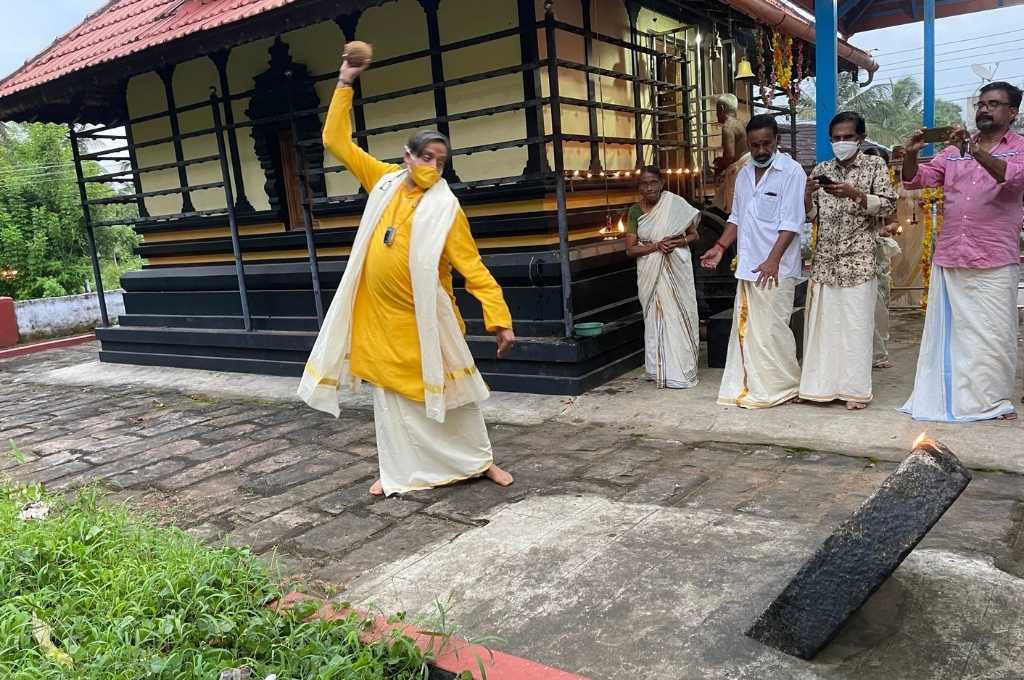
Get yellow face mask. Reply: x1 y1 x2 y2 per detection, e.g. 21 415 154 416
410 164 441 190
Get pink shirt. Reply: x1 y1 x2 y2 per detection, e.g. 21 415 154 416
905 130 1024 269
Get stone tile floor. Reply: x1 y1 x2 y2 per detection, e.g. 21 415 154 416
2 343 1023 678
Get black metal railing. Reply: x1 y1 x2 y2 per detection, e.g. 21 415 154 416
69 7 716 340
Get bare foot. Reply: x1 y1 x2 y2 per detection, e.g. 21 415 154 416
873 360 893 369
484 464 514 487
998 412 1018 421
788 397 804 405
846 400 868 411
369 479 384 496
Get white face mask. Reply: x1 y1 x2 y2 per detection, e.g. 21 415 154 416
750 152 776 169
832 141 860 161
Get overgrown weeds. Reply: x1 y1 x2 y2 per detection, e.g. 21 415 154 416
0 483 434 679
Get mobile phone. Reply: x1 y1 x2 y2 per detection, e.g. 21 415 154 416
921 126 953 143
815 176 835 186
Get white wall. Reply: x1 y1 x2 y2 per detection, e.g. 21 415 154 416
15 291 125 342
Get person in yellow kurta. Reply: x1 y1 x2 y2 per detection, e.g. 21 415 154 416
297 53 515 497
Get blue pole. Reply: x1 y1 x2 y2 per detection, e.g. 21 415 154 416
815 0 838 162
923 0 936 155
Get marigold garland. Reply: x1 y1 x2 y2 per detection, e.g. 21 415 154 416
772 32 793 90
919 187 944 309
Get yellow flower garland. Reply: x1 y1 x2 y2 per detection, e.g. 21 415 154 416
919 187 944 310
772 32 793 89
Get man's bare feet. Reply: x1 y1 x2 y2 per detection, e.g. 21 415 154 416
997 412 1018 421
873 360 893 369
846 400 868 411
369 479 384 496
484 464 514 487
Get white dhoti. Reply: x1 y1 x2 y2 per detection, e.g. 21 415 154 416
718 278 801 408
799 278 877 403
637 191 701 388
873 281 891 365
873 236 901 365
374 386 493 496
901 264 1019 422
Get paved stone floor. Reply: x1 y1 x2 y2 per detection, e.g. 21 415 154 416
2 339 1023 679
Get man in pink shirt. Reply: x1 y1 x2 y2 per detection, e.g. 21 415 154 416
901 81 1024 421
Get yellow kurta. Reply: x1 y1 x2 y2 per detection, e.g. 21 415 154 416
322 87 512 402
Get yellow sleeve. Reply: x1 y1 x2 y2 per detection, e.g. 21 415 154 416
444 210 513 332
322 87 400 192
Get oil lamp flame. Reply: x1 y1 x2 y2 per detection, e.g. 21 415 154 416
913 432 928 449
617 218 625 233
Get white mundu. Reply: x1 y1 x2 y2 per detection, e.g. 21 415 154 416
901 264 1019 421
636 191 702 388
718 152 806 408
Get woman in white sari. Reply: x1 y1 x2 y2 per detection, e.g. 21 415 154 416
624 167 702 388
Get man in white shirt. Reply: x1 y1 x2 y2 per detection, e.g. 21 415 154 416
701 114 806 408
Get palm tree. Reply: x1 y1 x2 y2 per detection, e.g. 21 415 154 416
797 74 964 147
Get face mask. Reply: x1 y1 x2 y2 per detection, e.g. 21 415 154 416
832 141 860 161
750 152 775 169
410 164 441 190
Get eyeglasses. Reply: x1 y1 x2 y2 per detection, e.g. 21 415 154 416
974 100 1011 111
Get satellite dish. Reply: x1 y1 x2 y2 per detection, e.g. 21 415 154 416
971 64 994 82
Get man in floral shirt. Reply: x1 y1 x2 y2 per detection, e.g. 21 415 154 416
800 112 898 410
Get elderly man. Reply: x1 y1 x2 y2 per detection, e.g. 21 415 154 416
901 81 1024 421
299 49 516 494
701 114 806 408
800 112 897 410
713 93 750 215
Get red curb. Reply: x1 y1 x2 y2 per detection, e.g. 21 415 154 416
273 593 591 680
0 333 95 360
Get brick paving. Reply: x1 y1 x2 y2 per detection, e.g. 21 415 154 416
2 342 1023 596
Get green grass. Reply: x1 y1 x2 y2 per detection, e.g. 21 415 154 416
0 483 434 679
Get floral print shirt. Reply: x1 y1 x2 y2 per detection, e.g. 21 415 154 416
808 153 898 287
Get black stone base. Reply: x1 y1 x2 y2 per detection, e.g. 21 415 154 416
745 440 971 659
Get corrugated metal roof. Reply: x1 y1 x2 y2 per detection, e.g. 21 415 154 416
0 0 300 100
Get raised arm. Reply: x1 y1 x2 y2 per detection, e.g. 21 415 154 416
901 129 947 188
322 57 399 191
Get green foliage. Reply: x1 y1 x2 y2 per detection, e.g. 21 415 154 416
0 123 140 301
797 73 966 147
0 484 434 679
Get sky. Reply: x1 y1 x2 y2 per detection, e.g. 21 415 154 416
1 0 1023 112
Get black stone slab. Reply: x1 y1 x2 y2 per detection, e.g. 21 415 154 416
746 440 971 659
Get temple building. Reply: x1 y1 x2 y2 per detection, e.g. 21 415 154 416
0 0 876 393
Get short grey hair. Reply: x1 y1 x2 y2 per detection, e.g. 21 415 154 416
716 93 738 113
406 129 451 156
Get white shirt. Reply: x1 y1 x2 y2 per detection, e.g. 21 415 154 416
727 152 807 282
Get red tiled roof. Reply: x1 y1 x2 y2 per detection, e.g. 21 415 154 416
0 0 301 100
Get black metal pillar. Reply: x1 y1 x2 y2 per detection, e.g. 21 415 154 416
544 2 575 338
626 0 645 167
286 72 326 327
209 89 253 331
211 49 255 213
516 0 548 174
581 0 602 173
418 0 460 182
157 65 195 213
68 124 110 327
120 82 150 218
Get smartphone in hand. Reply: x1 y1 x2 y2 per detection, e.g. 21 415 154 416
921 126 953 144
